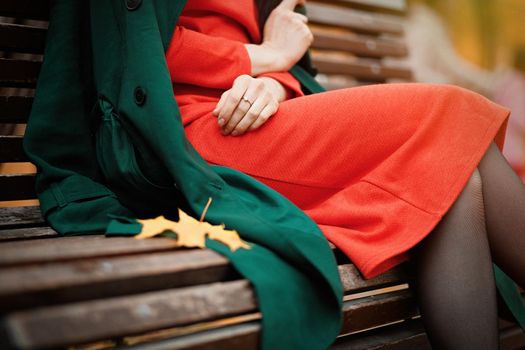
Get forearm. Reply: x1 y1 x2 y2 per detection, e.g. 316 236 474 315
245 44 287 76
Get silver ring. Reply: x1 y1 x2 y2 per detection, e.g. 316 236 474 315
241 96 253 107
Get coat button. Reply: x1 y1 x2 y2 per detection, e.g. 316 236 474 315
134 87 146 106
126 0 142 11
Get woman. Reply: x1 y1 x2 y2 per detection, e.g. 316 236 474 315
166 0 524 348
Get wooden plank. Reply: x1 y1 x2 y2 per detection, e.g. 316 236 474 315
312 52 412 81
306 2 404 35
331 318 430 350
123 319 427 350
0 58 41 87
0 205 44 228
2 285 418 350
0 94 33 123
0 250 407 310
341 290 418 334
320 0 407 12
3 280 258 350
0 235 183 266
0 135 26 162
122 322 261 350
0 173 36 201
311 27 408 58
0 226 58 241
339 264 408 294
0 23 46 54
0 249 236 311
0 0 50 20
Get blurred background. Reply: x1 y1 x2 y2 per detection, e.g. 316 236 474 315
405 0 525 179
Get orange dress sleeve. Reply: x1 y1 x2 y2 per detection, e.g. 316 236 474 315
166 26 252 90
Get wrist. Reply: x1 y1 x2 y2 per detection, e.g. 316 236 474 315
245 43 287 75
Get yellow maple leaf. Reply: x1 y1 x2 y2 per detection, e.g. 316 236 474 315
135 209 250 252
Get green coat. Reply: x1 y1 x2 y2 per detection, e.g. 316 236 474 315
24 1 342 349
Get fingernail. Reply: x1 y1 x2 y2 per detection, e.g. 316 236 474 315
218 118 225 126
231 130 239 136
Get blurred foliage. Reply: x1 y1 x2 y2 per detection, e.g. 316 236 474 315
409 0 525 71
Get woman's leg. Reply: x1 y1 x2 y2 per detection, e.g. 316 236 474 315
414 169 499 350
478 143 525 287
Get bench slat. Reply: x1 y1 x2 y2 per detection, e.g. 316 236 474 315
0 226 57 241
0 58 41 88
0 94 33 123
339 264 408 294
306 3 404 35
312 28 408 58
312 53 412 81
122 319 427 350
4 280 257 350
0 235 181 266
0 0 50 20
0 249 236 311
0 245 408 310
0 174 36 201
341 289 417 334
2 284 416 350
0 22 46 54
0 206 43 228
332 318 430 350
0 135 26 162
326 0 407 12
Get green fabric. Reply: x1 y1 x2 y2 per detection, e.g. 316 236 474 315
23 1 342 349
290 65 327 94
494 265 525 330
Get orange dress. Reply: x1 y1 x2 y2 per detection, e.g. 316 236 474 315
166 0 510 278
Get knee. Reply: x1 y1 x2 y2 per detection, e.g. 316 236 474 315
458 168 484 211
464 169 483 195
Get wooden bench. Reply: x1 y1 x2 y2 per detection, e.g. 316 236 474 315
1 1 524 349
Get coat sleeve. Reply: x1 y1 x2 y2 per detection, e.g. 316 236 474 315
166 26 252 89
166 26 305 98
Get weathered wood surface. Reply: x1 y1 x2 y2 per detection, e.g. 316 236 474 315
306 2 404 35
0 238 408 310
2 282 417 350
312 51 412 81
311 27 408 58
0 206 43 228
0 235 182 266
323 0 407 12
0 226 57 241
0 174 36 201
3 280 258 350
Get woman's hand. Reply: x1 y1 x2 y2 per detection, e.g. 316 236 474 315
212 75 286 136
245 0 313 75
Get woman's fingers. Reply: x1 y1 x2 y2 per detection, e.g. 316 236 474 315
214 75 251 126
230 94 270 136
215 76 281 136
248 104 278 132
221 78 264 135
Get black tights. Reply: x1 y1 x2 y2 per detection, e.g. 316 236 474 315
413 143 525 350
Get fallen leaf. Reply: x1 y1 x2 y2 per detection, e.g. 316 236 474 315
135 209 250 252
